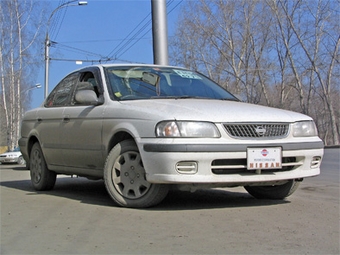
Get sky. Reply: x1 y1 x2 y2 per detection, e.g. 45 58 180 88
30 0 183 109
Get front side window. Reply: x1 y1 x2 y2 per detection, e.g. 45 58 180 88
45 73 78 107
79 71 101 97
104 66 237 101
70 71 101 105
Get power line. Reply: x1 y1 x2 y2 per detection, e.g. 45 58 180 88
106 0 181 60
51 42 106 58
113 19 153 59
112 0 183 60
50 58 104 63
49 0 184 64
49 57 145 64
53 4 68 40
106 10 153 58
111 0 174 58
49 0 66 40
57 37 151 44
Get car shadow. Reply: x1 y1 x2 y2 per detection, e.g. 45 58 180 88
0 174 289 210
11 165 28 171
153 189 289 211
0 177 114 207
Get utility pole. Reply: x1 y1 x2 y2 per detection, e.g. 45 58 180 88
151 0 168 65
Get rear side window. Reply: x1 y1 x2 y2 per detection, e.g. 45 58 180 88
45 73 78 107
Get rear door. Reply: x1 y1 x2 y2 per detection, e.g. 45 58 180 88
36 72 78 166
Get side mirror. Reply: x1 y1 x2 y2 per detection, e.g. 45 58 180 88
75 90 102 105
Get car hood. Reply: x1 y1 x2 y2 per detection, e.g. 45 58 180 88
1 151 21 156
119 99 311 123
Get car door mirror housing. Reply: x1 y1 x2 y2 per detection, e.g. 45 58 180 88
75 90 102 105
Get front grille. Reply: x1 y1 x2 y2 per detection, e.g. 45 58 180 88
224 123 289 138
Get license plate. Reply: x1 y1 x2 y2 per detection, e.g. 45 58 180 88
247 147 282 170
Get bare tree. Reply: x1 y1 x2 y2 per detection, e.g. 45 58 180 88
0 0 45 150
170 0 339 145
171 0 275 103
271 0 339 145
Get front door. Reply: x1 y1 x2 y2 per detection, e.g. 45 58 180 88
60 69 105 172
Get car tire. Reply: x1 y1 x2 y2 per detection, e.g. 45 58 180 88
244 180 300 200
30 143 56 191
17 156 25 165
104 140 169 208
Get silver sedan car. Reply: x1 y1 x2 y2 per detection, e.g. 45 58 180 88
19 64 324 208
0 148 26 165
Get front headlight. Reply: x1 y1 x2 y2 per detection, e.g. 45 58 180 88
293 121 318 137
156 121 220 138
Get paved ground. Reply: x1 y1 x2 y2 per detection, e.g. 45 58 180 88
0 148 339 254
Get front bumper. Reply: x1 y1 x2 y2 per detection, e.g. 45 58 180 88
139 139 324 185
18 138 29 165
0 157 19 163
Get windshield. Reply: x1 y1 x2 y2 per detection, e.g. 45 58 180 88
104 66 237 101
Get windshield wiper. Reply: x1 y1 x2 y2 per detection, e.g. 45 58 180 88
219 97 239 101
151 95 208 99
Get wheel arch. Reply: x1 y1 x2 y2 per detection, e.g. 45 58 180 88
26 135 40 165
107 131 134 156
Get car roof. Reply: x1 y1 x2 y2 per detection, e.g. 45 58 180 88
96 63 185 68
72 63 188 73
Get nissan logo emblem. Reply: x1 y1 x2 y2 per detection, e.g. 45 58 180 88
255 126 266 136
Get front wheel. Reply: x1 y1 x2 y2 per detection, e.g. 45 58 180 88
244 180 300 200
17 156 25 165
104 140 169 208
30 143 56 191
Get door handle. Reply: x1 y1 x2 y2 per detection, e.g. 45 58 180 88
36 117 42 122
63 115 70 122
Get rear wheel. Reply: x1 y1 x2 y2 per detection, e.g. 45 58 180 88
30 143 56 191
244 180 300 200
104 140 169 208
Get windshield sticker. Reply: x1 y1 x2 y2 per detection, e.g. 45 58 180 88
174 70 202 79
